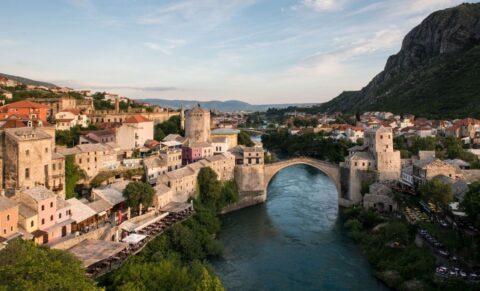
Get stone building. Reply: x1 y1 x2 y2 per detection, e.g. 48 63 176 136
159 148 182 171
157 153 236 202
55 109 89 130
364 126 401 181
363 182 398 212
28 97 94 120
2 127 65 198
116 115 154 150
342 126 401 204
210 128 239 148
57 143 120 181
144 156 168 185
89 107 176 125
412 158 463 187
0 196 19 240
0 100 50 122
17 186 72 244
185 105 211 143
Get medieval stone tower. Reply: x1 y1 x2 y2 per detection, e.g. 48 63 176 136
185 104 210 143
365 126 401 181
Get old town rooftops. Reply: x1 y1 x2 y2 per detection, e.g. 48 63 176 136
124 115 151 123
22 186 56 202
0 100 49 110
57 143 118 155
67 198 97 222
0 196 17 211
143 156 167 169
5 127 52 141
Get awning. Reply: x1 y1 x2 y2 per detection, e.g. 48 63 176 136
134 213 168 231
120 221 137 232
160 202 193 213
122 233 147 244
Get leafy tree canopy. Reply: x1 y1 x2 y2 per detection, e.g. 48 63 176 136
0 239 99 291
123 181 155 211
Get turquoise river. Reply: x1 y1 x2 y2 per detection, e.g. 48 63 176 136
212 164 389 291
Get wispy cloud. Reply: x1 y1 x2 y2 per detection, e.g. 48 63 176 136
138 0 256 30
143 39 187 55
290 27 404 76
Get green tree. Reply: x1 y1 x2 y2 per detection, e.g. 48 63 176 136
420 179 453 208
123 181 155 212
65 155 86 199
0 239 99 290
462 181 480 227
238 131 254 147
197 168 222 208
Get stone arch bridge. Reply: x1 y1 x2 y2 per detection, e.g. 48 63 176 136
264 157 353 207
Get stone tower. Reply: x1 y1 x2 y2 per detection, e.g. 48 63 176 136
365 126 401 181
185 104 210 143
114 97 120 113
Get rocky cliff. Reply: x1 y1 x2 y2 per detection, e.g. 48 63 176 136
320 3 480 118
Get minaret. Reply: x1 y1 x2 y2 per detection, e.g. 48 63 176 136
114 97 120 113
180 104 185 130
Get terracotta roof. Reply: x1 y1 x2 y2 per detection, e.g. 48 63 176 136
63 108 81 115
0 100 49 110
124 115 150 123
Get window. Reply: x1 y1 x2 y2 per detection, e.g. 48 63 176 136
45 147 48 153
50 202 53 208
26 150 29 156
7 215 10 221
31 221 34 227
41 205 45 211
50 215 54 221
41 218 45 225
59 213 62 219
53 164 56 171
25 168 30 179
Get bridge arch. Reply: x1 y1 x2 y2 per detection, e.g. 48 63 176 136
264 158 351 207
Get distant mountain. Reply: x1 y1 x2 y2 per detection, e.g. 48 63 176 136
140 98 317 112
318 3 480 119
0 73 57 88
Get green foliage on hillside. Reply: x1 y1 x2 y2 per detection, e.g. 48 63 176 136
0 239 99 290
65 155 86 199
320 45 480 119
197 167 239 210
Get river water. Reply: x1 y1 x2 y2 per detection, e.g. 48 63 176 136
212 164 388 291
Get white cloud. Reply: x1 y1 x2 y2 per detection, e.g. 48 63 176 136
301 0 348 12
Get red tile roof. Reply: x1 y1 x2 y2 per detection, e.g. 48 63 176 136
124 115 150 123
0 100 50 110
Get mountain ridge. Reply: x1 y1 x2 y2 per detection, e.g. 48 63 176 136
318 3 480 118
0 73 57 88
139 98 318 112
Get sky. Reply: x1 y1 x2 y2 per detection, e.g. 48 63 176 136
0 0 478 104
